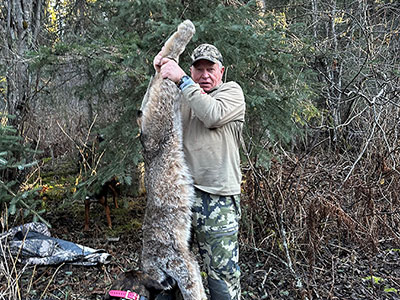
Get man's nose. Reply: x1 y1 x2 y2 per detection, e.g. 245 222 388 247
200 71 210 78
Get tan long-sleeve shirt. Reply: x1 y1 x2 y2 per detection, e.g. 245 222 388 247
180 81 245 196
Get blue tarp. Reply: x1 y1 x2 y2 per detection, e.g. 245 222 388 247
2 222 111 266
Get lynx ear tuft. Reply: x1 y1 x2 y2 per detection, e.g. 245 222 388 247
137 110 143 127
140 272 167 291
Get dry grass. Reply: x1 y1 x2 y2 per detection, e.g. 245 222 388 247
0 215 28 300
240 148 400 298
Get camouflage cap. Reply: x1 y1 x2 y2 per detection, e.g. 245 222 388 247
191 44 223 65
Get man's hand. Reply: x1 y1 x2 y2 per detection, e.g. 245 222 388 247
153 50 186 83
153 50 164 73
159 59 186 83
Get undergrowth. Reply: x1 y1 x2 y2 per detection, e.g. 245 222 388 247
240 148 400 299
2 147 400 299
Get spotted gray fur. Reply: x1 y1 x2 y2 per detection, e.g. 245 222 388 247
137 20 206 300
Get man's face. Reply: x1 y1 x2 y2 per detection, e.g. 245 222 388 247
190 59 224 92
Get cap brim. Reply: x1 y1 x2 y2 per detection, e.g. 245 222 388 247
191 56 219 65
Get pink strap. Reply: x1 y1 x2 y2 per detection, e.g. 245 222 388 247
108 290 140 300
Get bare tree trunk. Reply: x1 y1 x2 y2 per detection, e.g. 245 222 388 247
327 0 342 144
307 0 400 171
0 0 43 133
311 0 318 40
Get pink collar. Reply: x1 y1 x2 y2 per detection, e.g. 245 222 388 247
108 290 146 300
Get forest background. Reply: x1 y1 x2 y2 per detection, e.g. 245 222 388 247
1 0 400 299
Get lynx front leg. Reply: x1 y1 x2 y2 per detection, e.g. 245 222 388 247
166 252 207 300
142 259 172 291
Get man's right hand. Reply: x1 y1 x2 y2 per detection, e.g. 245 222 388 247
153 49 186 84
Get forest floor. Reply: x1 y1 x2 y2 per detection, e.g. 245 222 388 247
3 190 400 300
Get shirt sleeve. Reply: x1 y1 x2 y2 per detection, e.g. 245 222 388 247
181 82 245 129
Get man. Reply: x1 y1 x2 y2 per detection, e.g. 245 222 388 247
154 44 245 300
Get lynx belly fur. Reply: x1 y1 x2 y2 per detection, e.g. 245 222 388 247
137 20 206 300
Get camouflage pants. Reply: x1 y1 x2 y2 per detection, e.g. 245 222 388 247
192 188 241 300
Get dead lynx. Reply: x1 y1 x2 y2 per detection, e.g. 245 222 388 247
137 20 206 300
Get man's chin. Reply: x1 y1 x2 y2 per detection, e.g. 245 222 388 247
200 84 212 91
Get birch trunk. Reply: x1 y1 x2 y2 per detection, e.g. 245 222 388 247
1 0 43 133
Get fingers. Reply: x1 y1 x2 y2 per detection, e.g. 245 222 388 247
153 48 185 83
159 60 185 83
159 60 174 79
153 47 166 72
153 52 163 73
153 55 172 74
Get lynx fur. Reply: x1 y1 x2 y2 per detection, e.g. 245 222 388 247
137 20 206 300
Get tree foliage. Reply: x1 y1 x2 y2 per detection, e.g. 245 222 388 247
3 0 398 222
0 117 49 225
24 0 315 196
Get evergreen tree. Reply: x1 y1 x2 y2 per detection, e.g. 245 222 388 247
29 0 316 195
0 118 48 225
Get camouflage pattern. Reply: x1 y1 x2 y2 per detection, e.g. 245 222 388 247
2 222 111 266
191 44 223 65
192 189 241 300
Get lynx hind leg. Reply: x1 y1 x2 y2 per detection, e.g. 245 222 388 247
187 258 207 300
167 252 206 300
161 20 195 63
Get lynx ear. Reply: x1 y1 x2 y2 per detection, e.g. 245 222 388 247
138 273 164 291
